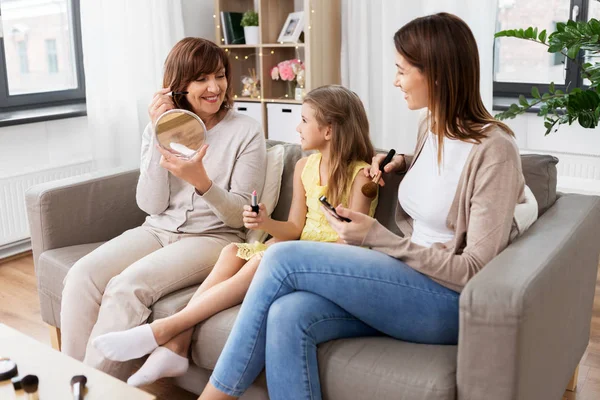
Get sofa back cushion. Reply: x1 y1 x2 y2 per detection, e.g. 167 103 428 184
266 140 559 231
520 154 559 216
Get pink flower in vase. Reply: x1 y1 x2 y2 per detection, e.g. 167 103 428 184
270 66 280 80
278 61 295 81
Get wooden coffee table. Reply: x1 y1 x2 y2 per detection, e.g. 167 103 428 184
0 323 155 399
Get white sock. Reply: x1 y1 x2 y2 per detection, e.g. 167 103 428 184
92 324 158 362
127 347 189 387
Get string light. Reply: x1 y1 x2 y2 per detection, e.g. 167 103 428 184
244 56 248 59
235 56 239 59
213 14 216 18
217 25 220 29
271 50 275 54
225 48 229 52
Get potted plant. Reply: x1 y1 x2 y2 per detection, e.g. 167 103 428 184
494 19 600 134
241 10 259 45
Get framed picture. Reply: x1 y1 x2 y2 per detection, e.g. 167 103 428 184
277 11 304 43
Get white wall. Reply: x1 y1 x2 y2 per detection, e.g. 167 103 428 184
0 117 91 179
182 0 215 40
502 112 600 195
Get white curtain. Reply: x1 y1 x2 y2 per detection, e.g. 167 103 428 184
341 0 499 151
80 0 185 170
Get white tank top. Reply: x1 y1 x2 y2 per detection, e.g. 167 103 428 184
398 131 474 248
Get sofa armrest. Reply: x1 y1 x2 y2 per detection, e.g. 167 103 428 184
457 194 600 400
25 168 147 270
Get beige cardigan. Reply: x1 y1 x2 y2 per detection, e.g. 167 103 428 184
362 121 526 293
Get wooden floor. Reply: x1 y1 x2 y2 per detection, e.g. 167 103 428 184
1 254 600 399
0 254 197 400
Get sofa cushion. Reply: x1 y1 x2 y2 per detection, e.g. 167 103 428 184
37 242 105 326
190 305 457 400
37 242 197 326
520 154 559 216
266 140 314 222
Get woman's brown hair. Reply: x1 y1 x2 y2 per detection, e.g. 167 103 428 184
394 13 513 164
303 85 375 207
162 37 233 113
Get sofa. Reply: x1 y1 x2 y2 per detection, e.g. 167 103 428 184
26 140 600 400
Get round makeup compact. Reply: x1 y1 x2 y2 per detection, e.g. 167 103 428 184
0 357 18 381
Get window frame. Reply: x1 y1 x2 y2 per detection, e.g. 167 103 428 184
0 0 86 112
493 0 589 99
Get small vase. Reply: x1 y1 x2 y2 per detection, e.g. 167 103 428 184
295 85 305 101
285 81 295 99
244 26 259 45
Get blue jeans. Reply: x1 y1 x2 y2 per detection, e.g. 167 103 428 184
210 242 460 400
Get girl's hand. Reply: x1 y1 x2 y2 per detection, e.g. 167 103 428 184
157 144 212 193
321 205 376 245
363 154 406 187
149 88 175 126
243 203 268 230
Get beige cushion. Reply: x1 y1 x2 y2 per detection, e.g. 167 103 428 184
520 154 559 216
188 304 457 400
246 144 285 244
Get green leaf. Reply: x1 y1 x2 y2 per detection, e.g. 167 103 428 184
515 29 524 39
567 20 577 29
542 93 551 100
532 86 541 99
494 31 507 38
519 95 529 106
548 44 564 53
555 89 564 95
590 19 600 35
556 22 566 33
525 27 534 39
567 44 581 59
533 27 538 39
549 82 555 93
539 29 547 43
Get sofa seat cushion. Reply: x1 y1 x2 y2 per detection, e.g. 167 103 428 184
190 306 457 400
37 242 106 326
38 242 198 326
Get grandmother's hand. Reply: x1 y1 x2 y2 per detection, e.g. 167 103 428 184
149 88 175 126
321 205 376 245
157 144 212 193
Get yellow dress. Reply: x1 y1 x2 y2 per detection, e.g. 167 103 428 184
236 153 378 260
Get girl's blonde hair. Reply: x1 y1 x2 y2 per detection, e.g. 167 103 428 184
303 85 375 206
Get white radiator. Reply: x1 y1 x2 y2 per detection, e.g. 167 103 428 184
521 149 600 195
0 161 92 247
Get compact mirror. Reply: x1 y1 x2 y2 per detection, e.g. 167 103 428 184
154 109 207 159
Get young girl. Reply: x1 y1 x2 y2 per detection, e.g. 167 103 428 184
91 85 378 386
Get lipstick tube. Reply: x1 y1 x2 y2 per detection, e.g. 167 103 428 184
251 190 259 213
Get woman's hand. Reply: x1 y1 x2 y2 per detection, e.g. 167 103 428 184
243 203 268 230
149 88 175 126
362 154 406 187
156 144 212 193
321 205 376 245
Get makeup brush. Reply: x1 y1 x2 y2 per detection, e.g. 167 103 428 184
71 375 87 400
167 91 189 97
361 149 396 199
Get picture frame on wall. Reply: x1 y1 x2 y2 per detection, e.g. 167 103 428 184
277 11 304 43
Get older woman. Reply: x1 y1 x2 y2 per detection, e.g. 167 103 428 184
198 13 536 400
60 37 267 380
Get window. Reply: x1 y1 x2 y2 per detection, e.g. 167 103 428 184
17 40 28 73
0 0 85 110
46 39 58 73
494 0 594 98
